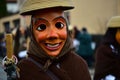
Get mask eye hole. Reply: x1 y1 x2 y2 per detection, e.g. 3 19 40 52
55 22 64 29
36 24 46 31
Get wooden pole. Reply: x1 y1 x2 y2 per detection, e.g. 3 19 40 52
5 34 13 59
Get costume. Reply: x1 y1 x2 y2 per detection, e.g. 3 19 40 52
94 16 120 79
16 14 91 80
17 51 91 80
16 0 91 80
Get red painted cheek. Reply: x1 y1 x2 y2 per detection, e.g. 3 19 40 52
60 31 67 40
54 29 67 40
37 34 46 42
34 31 46 43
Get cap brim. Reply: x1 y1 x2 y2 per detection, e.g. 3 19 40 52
20 6 74 15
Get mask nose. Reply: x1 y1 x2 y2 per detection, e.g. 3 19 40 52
47 27 58 40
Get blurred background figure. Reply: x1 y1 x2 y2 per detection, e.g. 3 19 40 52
12 26 30 61
77 27 94 68
73 25 81 40
71 25 80 52
94 16 120 80
0 33 6 58
0 33 7 80
0 62 7 80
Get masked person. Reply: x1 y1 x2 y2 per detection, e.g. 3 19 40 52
17 0 91 80
94 16 120 80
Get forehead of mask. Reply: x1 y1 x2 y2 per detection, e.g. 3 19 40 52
116 28 120 44
32 8 65 18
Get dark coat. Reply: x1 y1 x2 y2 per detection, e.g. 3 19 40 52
17 51 91 80
77 32 93 56
94 44 120 80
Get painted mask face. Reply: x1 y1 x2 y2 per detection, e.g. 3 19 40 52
32 10 67 57
115 29 120 44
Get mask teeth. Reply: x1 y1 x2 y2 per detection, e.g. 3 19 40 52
47 43 59 48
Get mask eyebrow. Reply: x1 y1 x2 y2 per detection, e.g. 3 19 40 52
32 17 49 25
53 16 67 22
32 16 67 26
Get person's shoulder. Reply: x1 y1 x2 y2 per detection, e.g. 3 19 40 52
17 58 32 67
95 44 113 58
69 51 88 66
96 44 111 53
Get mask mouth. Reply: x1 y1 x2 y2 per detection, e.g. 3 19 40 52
44 42 62 51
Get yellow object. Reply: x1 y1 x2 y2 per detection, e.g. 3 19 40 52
107 16 120 28
20 0 74 15
115 29 120 44
6 34 13 59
